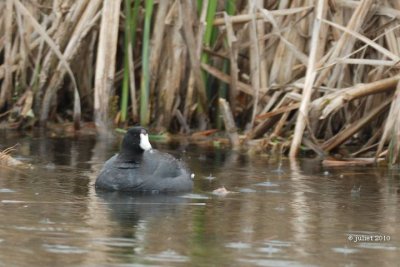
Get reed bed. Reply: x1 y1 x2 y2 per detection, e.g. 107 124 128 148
1 0 400 163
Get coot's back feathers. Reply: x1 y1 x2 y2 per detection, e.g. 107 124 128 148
95 127 193 193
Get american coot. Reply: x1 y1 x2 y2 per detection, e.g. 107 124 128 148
95 127 194 192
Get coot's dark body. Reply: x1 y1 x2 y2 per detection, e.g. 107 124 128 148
95 127 193 193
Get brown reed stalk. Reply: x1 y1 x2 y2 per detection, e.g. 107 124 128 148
94 0 122 136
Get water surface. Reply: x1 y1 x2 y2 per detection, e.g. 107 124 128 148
0 131 399 266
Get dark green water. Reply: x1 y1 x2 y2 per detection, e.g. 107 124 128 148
0 131 399 266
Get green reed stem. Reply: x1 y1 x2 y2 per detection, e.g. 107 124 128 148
131 0 140 47
120 0 133 123
140 0 154 126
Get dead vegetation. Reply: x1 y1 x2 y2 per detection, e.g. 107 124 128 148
1 0 400 163
0 144 25 167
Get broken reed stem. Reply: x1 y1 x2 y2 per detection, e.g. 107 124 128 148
219 98 240 149
310 74 400 120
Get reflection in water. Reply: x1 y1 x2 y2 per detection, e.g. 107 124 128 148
96 191 192 230
0 131 399 266
289 160 313 258
89 191 198 265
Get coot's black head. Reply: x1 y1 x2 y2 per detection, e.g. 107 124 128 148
119 127 152 160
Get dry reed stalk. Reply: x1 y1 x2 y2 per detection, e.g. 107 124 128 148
157 10 186 129
0 0 13 110
271 107 291 138
256 102 300 121
37 1 86 98
79 30 98 112
201 62 253 95
264 4 310 128
289 0 326 158
310 74 400 121
13 0 84 127
213 6 314 26
337 0 400 18
256 1 268 100
184 0 208 123
315 0 374 89
322 19 400 62
149 0 170 99
15 7 28 89
30 35 45 88
223 12 238 111
94 0 122 136
18 89 34 118
337 58 399 66
248 93 299 140
2 0 400 159
219 98 240 149
322 98 391 152
247 114 281 140
384 24 400 57
179 0 207 114
377 81 400 164
40 1 102 128
248 0 261 128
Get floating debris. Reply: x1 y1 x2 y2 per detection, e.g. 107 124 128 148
351 185 361 195
0 144 23 167
0 144 32 169
212 187 231 196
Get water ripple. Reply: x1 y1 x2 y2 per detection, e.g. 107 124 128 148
42 244 88 254
0 188 15 193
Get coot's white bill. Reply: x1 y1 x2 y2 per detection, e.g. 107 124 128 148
139 133 152 151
